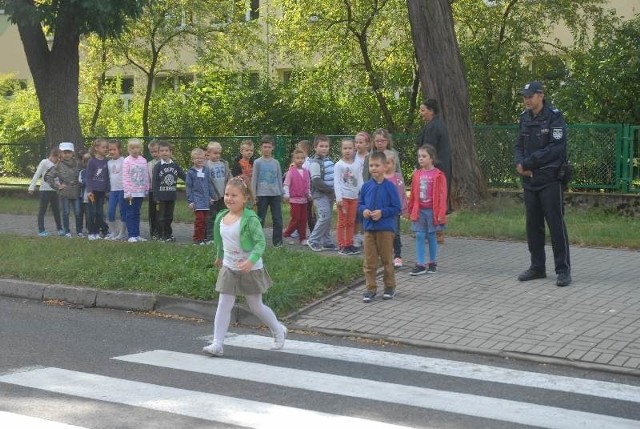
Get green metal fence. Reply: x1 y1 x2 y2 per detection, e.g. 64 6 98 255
1 125 638 192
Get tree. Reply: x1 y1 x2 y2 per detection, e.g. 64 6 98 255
452 0 611 124
4 0 147 148
407 0 486 207
274 0 417 133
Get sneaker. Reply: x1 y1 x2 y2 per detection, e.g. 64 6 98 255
136 236 148 242
556 271 572 287
362 291 376 303
57 229 65 236
127 237 139 243
300 239 308 246
64 233 72 238
427 263 437 274
346 246 361 255
307 241 323 252
202 343 224 357
76 232 85 238
286 238 297 245
393 257 403 268
518 268 546 282
273 242 284 248
38 231 49 237
382 288 395 300
322 243 337 251
271 324 287 350
88 234 98 241
338 247 349 255
165 236 175 242
410 265 426 276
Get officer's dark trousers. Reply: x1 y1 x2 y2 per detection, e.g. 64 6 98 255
524 181 571 274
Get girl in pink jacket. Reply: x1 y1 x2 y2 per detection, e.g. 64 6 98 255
122 139 150 242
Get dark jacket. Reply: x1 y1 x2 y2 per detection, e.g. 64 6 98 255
416 115 451 185
514 102 567 191
358 178 401 233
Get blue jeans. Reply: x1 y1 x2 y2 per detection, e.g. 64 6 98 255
60 197 82 234
125 197 144 238
108 190 126 222
256 195 283 246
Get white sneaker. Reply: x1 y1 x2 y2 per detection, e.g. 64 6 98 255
271 324 287 350
136 236 148 242
202 343 224 356
127 237 138 243
88 234 98 240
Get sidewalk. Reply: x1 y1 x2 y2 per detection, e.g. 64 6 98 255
1 213 639 374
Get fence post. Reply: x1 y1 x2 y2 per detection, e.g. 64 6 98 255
621 124 631 193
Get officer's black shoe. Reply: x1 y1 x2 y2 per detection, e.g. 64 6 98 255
518 268 547 282
556 271 572 287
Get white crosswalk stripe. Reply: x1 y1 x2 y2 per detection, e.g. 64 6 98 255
1 335 639 429
223 334 640 403
0 411 88 429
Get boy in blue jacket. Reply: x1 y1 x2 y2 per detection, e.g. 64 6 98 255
358 151 402 302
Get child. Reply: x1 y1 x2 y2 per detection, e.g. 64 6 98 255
44 142 83 237
205 141 231 242
107 139 127 240
122 138 150 243
352 131 370 249
251 135 284 247
306 135 336 252
78 152 92 236
147 140 160 240
334 138 361 255
186 148 215 245
202 177 287 357
283 148 311 245
384 150 408 267
85 138 110 240
358 151 401 302
296 139 315 235
28 147 63 237
407 144 448 275
365 128 401 181
152 140 186 242
231 139 255 185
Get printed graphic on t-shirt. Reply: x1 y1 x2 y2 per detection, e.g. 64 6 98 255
341 166 358 188
211 164 227 179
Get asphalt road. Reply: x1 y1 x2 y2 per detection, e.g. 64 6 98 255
1 297 639 429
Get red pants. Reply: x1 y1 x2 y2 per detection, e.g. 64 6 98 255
193 210 208 242
284 202 308 241
336 198 357 247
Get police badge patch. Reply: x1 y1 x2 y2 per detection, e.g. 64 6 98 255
552 128 563 140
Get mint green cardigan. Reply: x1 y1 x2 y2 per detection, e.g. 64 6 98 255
213 208 266 265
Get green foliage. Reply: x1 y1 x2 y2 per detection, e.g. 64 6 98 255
0 81 44 176
555 14 640 124
4 0 148 38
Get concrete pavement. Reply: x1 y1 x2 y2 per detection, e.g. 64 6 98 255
1 212 639 375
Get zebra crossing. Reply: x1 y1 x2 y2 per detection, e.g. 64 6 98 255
1 334 639 429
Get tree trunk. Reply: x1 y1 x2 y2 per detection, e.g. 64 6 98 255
406 0 487 208
15 12 84 150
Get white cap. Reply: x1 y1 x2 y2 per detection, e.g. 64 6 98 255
59 142 75 152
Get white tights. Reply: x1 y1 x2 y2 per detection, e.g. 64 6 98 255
213 293 281 345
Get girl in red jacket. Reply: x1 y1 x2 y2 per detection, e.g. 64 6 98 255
407 144 447 276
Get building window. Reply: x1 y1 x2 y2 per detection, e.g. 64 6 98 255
277 69 292 85
247 0 259 21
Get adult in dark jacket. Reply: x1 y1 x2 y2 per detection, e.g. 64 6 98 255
416 99 452 214
514 81 571 287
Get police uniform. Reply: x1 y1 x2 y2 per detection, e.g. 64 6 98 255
514 92 571 286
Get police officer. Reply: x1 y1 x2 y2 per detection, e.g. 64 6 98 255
514 81 571 287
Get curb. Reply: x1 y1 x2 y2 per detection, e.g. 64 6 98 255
0 278 257 325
